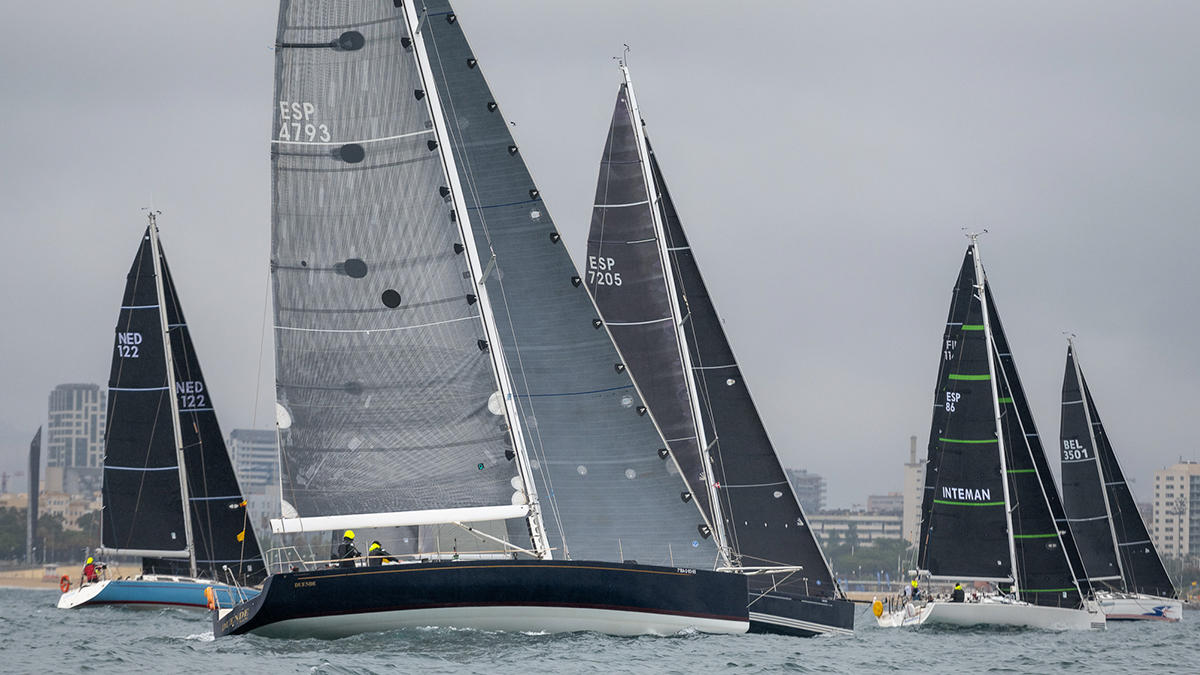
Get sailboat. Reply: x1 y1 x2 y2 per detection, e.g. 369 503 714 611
875 237 1105 630
1060 339 1182 621
213 0 747 639
58 214 264 610
584 63 853 637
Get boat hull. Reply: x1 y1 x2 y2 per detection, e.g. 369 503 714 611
876 599 1105 630
57 577 257 610
747 591 855 637
214 559 749 638
1096 592 1182 621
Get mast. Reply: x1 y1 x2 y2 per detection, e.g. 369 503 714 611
619 62 730 563
1068 339 1127 589
146 211 197 577
972 235 1018 594
405 2 551 558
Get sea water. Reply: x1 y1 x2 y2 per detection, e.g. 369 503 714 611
1 588 1196 675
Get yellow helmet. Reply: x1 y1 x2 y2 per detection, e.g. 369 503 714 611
86 557 94 564
369 542 381 551
911 579 918 588
344 530 355 540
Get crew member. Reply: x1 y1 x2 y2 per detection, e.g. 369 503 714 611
337 530 360 568
951 583 965 603
910 578 920 601
82 557 101 584
367 541 396 567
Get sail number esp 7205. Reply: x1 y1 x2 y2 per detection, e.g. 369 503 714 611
587 256 622 286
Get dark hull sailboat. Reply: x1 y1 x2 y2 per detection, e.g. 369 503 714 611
584 66 853 637
878 238 1103 630
216 560 747 638
60 216 263 610
1060 341 1181 621
216 1 748 638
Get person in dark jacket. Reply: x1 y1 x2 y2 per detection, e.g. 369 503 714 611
951 583 965 603
367 541 396 566
337 530 360 568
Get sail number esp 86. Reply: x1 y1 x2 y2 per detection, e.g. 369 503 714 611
587 256 622 286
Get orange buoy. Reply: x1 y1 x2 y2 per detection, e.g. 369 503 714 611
60 575 71 593
871 598 883 618
204 586 216 610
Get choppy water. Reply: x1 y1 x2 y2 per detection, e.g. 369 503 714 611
2 588 1196 675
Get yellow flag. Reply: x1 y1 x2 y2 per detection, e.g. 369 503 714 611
236 530 245 542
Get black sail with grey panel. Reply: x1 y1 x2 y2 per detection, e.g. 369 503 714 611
583 85 717 539
419 3 719 567
1060 345 1123 586
270 1 520 523
141 251 265 585
650 145 838 597
1069 347 1176 597
102 228 189 554
918 247 1011 581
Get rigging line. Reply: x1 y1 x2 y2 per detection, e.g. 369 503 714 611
271 129 433 146
423 19 567 553
274 314 476 333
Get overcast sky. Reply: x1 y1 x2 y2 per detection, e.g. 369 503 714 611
1 1 1197 509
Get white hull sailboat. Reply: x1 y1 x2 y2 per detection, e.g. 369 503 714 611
1059 341 1182 622
877 597 1105 630
879 237 1103 631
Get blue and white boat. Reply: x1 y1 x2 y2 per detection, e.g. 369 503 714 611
58 213 265 611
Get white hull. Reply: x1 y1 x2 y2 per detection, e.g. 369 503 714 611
238 604 748 639
1096 592 1182 622
876 599 1105 631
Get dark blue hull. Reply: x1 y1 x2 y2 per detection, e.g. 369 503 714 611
748 590 855 637
214 559 749 638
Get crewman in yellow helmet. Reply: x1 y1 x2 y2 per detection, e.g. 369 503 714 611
951 583 965 603
910 578 920 601
83 557 100 584
337 530 360 568
367 541 396 567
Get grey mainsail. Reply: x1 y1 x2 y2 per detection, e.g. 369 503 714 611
419 1 720 567
270 2 525 530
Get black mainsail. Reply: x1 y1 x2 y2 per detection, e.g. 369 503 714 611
583 64 849 636
1061 342 1176 597
419 1 720 567
102 222 262 584
919 240 1086 608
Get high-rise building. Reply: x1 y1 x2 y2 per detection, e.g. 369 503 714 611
785 468 826 514
903 435 926 544
45 384 106 494
229 429 278 493
1151 462 1200 558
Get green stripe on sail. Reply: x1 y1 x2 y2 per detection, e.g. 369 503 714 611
961 325 985 330
948 373 990 380
938 437 998 444
1013 533 1058 539
998 397 1013 403
1023 588 1077 593
1007 469 1036 473
933 499 1006 506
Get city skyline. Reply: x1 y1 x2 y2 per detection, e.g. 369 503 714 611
2 2 1198 510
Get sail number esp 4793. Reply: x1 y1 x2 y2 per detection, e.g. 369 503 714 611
278 101 330 143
